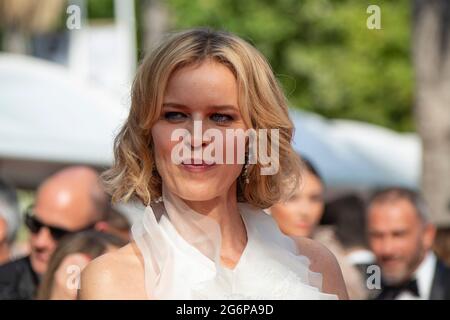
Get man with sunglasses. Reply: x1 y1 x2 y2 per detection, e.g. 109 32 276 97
0 166 110 300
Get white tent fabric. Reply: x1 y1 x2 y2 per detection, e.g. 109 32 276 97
0 53 128 188
290 109 422 188
0 53 128 166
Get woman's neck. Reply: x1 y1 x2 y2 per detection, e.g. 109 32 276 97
183 185 247 269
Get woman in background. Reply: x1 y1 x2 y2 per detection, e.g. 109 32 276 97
37 230 126 300
271 158 324 238
271 157 369 299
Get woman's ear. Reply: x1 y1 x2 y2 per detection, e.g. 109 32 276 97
423 223 437 251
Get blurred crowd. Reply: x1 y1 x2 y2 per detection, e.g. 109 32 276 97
0 159 449 300
0 166 130 299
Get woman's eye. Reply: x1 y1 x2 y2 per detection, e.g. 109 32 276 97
310 195 324 203
287 193 300 202
163 112 187 121
210 113 234 123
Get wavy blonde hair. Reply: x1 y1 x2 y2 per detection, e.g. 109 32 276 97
102 28 301 208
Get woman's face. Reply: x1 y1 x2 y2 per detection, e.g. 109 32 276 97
151 60 248 202
50 246 119 300
271 170 325 237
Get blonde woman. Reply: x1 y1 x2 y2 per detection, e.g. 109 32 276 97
79 28 348 300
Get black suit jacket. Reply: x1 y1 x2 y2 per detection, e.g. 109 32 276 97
429 259 450 300
374 258 450 300
0 255 39 300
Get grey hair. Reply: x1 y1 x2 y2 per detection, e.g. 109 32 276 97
368 187 431 223
0 180 20 243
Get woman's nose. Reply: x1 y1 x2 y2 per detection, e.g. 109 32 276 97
185 119 212 148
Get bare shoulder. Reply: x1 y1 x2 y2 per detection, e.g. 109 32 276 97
292 236 349 300
79 243 147 300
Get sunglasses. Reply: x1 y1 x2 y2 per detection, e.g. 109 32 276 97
24 207 96 241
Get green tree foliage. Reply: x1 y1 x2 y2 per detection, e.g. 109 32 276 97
166 0 413 132
88 0 114 19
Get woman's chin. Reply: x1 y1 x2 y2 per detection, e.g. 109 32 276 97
282 226 311 238
171 180 228 202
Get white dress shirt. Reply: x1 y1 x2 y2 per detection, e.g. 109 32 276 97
397 251 436 300
346 249 375 266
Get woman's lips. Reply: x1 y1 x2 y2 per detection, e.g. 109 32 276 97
181 160 216 172
296 222 310 229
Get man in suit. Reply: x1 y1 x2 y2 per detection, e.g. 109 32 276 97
0 166 111 300
367 187 450 300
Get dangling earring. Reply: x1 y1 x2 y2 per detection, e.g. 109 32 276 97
151 160 158 175
243 164 250 184
154 196 163 203
242 153 250 184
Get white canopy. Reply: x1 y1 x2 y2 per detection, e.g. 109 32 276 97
0 53 128 188
290 109 422 188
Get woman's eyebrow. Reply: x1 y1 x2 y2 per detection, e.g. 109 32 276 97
162 103 238 112
208 105 239 112
162 102 186 108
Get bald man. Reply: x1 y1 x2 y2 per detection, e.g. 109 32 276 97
0 166 110 300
